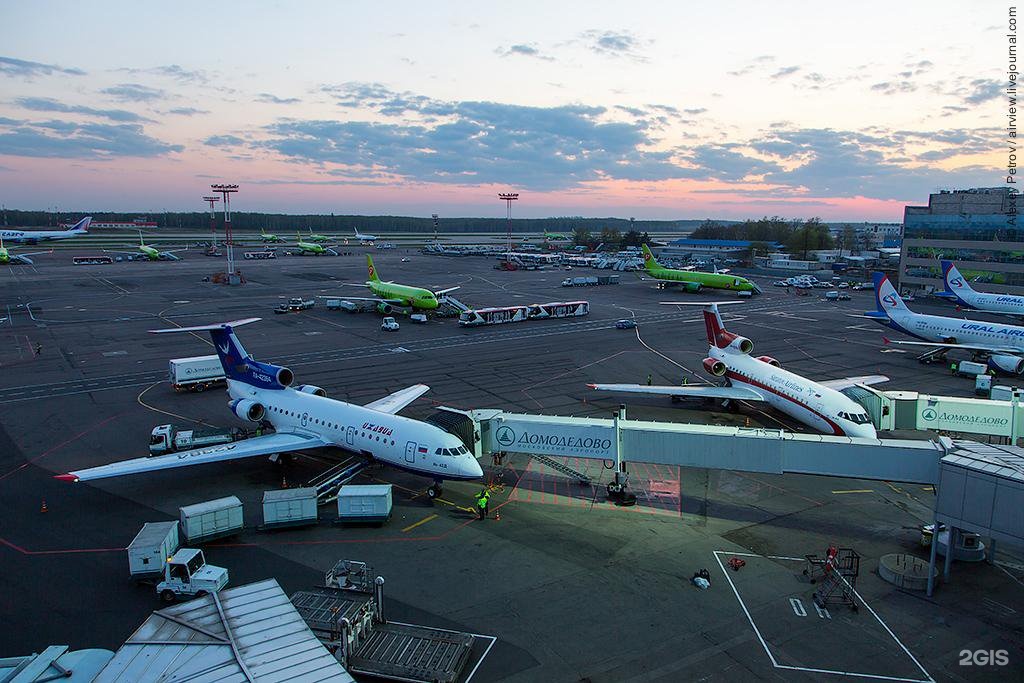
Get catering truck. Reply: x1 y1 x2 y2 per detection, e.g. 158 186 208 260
168 355 225 393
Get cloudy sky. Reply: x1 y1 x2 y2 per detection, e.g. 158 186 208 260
0 1 1009 220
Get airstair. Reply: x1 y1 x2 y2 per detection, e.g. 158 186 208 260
308 457 368 503
438 295 470 315
530 453 592 484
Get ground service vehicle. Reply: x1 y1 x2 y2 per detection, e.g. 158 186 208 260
156 548 229 603
381 317 400 331
616 319 637 329
289 297 315 311
127 521 179 583
168 356 225 392
149 424 247 456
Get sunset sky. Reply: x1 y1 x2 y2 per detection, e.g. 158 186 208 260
0 1 1010 221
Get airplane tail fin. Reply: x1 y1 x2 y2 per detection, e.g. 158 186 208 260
940 260 975 299
67 217 91 233
150 318 293 390
641 244 659 270
871 272 911 317
367 254 380 281
702 305 727 347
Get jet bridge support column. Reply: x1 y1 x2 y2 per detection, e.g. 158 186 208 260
607 405 635 505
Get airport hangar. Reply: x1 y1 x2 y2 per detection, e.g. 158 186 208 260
1 243 1022 682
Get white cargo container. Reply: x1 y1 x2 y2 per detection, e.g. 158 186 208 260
336 484 393 525
168 355 225 392
990 385 1023 401
955 360 989 378
127 521 180 581
261 487 318 530
179 496 243 544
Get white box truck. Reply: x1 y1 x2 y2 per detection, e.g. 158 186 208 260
179 496 244 544
261 487 318 530
127 521 180 583
337 484 393 525
168 355 225 393
149 424 248 456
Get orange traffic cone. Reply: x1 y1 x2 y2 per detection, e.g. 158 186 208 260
494 510 501 521
40 499 48 513
281 475 288 489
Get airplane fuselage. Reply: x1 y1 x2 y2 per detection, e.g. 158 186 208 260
872 309 1024 352
953 291 1024 316
367 280 439 309
710 346 876 438
227 380 480 480
0 229 84 244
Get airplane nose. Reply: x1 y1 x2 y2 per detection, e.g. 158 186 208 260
466 456 484 479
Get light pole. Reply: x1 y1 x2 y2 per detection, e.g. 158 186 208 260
498 192 519 259
431 214 439 244
211 184 239 282
202 195 220 249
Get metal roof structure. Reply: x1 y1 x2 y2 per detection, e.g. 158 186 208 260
0 646 112 682
95 579 354 683
936 441 1024 548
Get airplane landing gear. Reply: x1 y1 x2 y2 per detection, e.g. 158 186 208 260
427 482 443 499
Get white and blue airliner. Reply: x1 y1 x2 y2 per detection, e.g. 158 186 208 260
58 318 482 498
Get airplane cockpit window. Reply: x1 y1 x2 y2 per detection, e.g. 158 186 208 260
435 448 443 455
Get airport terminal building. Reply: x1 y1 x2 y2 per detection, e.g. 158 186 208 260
900 187 1023 293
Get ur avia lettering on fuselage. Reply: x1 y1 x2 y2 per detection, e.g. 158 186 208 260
56 318 482 499
867 271 1024 374
640 244 760 294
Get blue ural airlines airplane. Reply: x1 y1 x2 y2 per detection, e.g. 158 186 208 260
57 318 482 498
936 260 1024 316
0 216 91 243
867 272 1024 374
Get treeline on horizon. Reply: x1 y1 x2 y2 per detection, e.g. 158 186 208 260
1 209 720 234
691 216 837 257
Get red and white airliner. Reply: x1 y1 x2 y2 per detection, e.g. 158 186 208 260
588 303 887 438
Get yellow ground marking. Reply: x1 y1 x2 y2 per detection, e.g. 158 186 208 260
402 514 438 532
831 489 874 494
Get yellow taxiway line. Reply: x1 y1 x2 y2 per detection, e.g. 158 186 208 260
402 514 439 532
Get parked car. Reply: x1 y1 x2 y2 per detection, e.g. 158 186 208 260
381 317 400 331
615 319 637 329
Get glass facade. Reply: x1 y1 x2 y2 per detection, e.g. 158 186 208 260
899 188 1024 294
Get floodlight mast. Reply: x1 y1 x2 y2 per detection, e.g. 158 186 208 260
202 195 219 248
498 192 519 259
210 184 239 279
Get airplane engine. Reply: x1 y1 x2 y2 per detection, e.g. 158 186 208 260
230 398 266 422
988 354 1024 374
756 355 781 367
297 384 327 397
682 282 703 293
715 330 753 354
377 302 393 314
703 357 727 377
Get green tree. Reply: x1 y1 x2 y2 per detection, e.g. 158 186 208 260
573 227 592 246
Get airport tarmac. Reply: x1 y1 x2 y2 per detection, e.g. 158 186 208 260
1 248 1021 681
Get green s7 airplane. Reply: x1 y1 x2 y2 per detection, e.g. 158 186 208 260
294 232 337 255
640 244 760 294
0 237 51 265
332 254 460 312
260 228 284 243
105 231 188 261
306 228 330 243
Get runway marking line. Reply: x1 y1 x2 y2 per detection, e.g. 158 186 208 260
712 550 934 683
402 513 438 532
832 489 875 494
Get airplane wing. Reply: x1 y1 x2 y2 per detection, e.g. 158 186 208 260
587 383 764 401
819 375 889 391
364 383 430 414
433 286 460 295
56 432 329 482
15 249 52 259
102 249 142 256
882 337 1023 354
319 295 405 305
160 247 190 255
